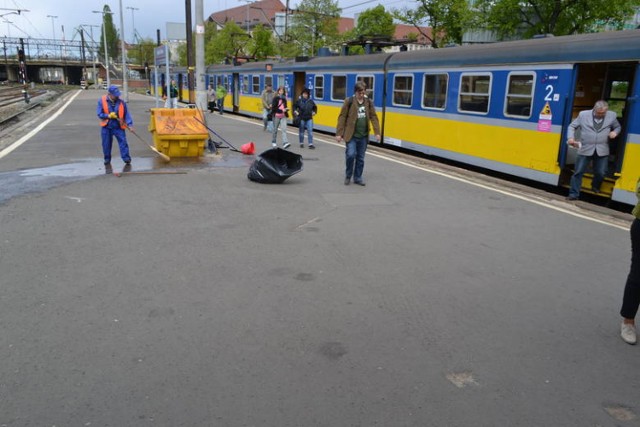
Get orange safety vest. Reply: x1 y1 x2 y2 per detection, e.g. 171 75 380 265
100 95 126 129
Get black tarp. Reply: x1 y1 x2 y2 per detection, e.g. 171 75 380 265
247 148 304 183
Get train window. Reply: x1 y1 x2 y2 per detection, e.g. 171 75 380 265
332 75 347 101
252 76 260 93
422 73 448 110
242 75 249 94
505 73 534 118
314 75 324 99
393 75 413 106
265 75 273 89
459 73 491 114
356 75 374 101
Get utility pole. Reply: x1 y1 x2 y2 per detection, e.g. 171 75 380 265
185 0 194 104
195 0 206 110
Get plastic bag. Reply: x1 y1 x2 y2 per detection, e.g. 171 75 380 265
248 148 303 183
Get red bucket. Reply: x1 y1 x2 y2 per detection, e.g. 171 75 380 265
240 142 255 155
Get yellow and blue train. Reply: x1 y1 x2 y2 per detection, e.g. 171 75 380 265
154 30 640 206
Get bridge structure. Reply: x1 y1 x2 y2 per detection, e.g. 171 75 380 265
1 36 148 87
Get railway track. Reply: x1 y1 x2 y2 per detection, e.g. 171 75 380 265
0 84 72 149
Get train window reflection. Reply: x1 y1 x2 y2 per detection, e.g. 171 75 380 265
393 75 413 106
459 73 491 114
423 73 448 110
242 75 249 94
314 75 324 99
505 73 534 118
332 75 346 101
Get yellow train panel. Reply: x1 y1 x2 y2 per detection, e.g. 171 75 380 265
385 112 561 174
617 143 640 193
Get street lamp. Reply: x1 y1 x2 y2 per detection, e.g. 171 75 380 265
118 0 128 102
93 9 112 88
239 0 252 32
47 15 57 40
126 6 139 43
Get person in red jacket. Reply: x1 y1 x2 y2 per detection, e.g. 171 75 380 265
96 85 134 166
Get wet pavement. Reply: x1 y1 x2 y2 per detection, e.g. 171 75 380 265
0 152 259 205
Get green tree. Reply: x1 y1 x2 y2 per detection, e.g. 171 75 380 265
98 5 119 63
127 38 156 66
246 24 276 60
355 5 396 39
206 21 250 64
475 0 640 39
392 0 473 47
287 0 342 56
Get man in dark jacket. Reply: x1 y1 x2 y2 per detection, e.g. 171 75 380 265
294 87 318 149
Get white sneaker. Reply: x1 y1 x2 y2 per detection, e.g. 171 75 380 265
621 323 637 345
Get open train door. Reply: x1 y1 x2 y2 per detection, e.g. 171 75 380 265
562 62 635 198
293 72 306 102
232 72 240 113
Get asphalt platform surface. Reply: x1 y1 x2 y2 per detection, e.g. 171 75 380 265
0 90 639 426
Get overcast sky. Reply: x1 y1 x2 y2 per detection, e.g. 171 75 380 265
2 0 414 43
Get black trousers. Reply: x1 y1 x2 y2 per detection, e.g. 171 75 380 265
621 218 640 319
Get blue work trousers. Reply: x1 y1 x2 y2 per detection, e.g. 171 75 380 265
101 126 131 164
299 119 313 146
345 136 368 182
569 153 608 197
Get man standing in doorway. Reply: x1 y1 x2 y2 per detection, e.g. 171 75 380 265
566 100 621 200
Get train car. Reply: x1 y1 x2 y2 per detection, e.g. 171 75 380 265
159 30 640 206
382 30 640 206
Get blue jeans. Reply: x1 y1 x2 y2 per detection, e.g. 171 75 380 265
569 153 608 197
345 136 368 182
299 119 313 146
101 126 131 164
263 108 273 132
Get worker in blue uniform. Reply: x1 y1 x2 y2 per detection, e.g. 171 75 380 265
96 85 134 166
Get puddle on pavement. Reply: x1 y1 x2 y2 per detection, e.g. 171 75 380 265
0 151 256 205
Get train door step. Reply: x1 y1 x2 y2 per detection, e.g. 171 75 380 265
561 173 616 197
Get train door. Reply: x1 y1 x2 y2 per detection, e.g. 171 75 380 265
293 72 306 102
232 73 240 113
564 62 636 195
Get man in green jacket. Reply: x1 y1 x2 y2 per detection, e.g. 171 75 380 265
216 84 227 115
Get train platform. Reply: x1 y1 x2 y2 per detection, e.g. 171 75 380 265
0 89 638 425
